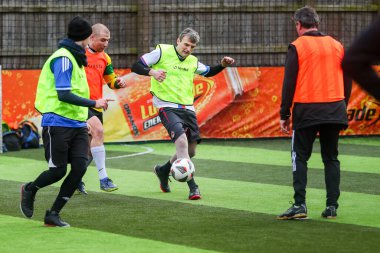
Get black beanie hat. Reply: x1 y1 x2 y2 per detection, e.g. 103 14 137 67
67 16 92 41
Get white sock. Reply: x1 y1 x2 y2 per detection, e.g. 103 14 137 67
91 145 108 180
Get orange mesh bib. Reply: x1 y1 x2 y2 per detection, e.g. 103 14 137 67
85 49 107 100
292 36 345 103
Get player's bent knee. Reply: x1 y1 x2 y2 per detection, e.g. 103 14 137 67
70 157 88 177
91 126 104 139
49 166 67 181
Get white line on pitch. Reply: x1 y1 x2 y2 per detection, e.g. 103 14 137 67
106 145 154 160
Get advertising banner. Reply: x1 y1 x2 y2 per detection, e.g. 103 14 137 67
2 67 379 141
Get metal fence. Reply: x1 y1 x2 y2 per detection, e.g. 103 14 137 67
0 0 379 69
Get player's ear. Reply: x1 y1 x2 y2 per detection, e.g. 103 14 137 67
176 37 180 45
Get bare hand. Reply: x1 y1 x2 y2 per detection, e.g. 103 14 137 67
221 56 235 67
95 98 115 111
116 77 127 88
150 69 167 82
280 119 291 134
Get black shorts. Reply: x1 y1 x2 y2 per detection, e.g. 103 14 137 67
42 126 89 167
88 108 103 123
158 107 201 143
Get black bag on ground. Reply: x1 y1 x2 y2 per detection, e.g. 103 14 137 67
3 131 22 151
18 120 40 149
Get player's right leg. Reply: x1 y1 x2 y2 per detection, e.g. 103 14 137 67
277 126 316 219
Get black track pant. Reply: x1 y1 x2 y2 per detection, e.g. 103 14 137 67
291 124 341 208
30 126 88 213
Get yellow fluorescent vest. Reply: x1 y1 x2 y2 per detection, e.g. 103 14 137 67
35 48 90 121
150 44 198 105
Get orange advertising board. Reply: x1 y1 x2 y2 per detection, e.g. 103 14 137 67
2 67 380 141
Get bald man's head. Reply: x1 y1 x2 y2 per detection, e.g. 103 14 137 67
88 23 110 52
92 23 110 36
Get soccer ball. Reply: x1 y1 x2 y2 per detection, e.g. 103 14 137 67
170 158 195 182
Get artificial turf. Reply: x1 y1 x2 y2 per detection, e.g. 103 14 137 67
0 138 379 253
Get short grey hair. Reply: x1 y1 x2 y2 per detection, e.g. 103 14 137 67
293 6 320 28
179 28 200 44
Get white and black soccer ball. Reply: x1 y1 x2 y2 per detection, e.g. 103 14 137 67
170 158 195 182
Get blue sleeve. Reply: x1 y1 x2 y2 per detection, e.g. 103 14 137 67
51 57 73 91
52 56 96 107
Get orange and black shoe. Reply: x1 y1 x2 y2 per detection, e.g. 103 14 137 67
20 182 35 218
188 186 201 200
154 165 171 192
44 210 70 227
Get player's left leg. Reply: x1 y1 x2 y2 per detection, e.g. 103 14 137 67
184 110 201 200
187 141 201 200
174 133 190 159
319 124 341 218
45 127 88 227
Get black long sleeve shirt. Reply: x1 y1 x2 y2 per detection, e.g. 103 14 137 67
342 15 380 101
280 31 352 130
57 90 96 107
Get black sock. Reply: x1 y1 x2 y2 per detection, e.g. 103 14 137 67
161 160 172 175
50 157 87 213
27 166 67 196
25 182 38 195
51 196 68 213
86 155 93 167
187 178 197 190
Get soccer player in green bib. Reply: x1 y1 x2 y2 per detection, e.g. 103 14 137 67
20 17 111 227
132 28 235 200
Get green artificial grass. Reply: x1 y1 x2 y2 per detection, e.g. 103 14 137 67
6 145 380 195
1 157 380 228
202 137 380 157
1 138 380 253
1 179 379 253
1 178 380 252
0 215 217 253
140 143 380 174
